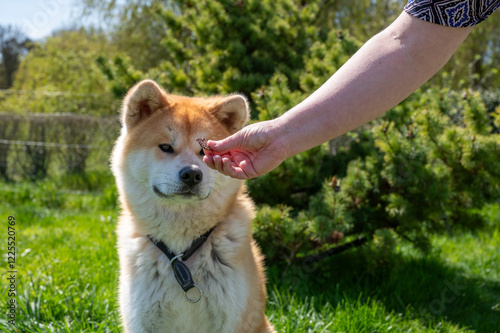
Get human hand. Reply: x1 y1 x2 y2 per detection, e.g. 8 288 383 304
202 120 289 179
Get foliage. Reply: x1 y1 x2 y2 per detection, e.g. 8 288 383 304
355 89 498 234
253 84 500 263
247 29 362 208
0 29 119 115
82 0 500 91
0 29 120 181
443 11 500 89
96 0 330 101
314 0 404 39
323 0 500 89
81 0 171 73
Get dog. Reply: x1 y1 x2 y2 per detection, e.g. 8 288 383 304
111 80 275 333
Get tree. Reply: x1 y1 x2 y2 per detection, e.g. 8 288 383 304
442 17 500 89
314 0 404 40
0 25 31 89
79 0 169 72
96 0 327 102
1 29 119 115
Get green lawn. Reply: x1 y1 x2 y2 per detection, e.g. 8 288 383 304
1 180 498 332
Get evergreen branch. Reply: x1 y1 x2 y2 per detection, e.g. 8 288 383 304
298 236 369 264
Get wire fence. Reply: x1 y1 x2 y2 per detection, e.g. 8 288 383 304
0 112 120 180
0 89 111 97
0 139 98 149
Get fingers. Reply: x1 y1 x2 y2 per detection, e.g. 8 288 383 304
206 140 228 153
207 131 244 153
203 154 249 179
203 154 227 174
212 154 225 172
203 154 216 169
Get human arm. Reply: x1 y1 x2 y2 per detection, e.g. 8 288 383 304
203 11 473 179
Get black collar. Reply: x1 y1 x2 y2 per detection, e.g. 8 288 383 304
148 227 215 262
148 226 215 303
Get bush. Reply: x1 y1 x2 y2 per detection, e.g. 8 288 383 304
94 0 500 264
253 88 500 263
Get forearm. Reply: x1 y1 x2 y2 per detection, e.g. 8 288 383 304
275 12 473 158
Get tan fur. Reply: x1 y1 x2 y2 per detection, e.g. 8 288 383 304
111 80 275 333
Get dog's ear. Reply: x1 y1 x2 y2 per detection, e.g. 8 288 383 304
210 94 249 134
122 80 168 129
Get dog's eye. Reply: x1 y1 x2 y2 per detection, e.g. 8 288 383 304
159 144 174 154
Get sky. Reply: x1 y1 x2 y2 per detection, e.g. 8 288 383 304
0 0 98 40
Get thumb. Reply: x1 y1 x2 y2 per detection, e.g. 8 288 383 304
209 131 244 153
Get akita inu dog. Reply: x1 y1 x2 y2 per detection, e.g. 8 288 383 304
111 80 275 333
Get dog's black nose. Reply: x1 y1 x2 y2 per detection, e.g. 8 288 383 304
179 166 203 187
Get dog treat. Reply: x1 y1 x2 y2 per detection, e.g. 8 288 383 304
196 138 212 150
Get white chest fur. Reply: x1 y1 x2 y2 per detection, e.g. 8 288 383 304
119 232 249 333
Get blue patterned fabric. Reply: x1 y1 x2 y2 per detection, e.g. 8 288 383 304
404 0 500 27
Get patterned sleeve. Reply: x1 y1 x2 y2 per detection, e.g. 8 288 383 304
404 0 500 27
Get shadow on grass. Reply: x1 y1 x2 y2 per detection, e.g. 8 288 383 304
267 243 500 332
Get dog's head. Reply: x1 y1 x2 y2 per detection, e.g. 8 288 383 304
111 80 249 213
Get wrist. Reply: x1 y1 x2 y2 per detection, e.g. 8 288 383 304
268 116 295 160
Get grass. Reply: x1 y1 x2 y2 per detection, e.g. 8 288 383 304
0 178 498 333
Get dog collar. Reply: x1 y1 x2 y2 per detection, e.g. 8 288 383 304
148 226 215 303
